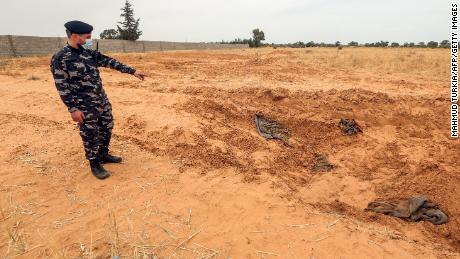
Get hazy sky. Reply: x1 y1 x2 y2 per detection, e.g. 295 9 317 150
0 0 451 44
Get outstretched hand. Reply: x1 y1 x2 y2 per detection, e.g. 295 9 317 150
133 71 146 81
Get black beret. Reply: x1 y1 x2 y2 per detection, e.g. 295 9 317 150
64 20 93 34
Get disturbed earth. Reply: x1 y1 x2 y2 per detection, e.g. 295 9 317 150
0 47 458 258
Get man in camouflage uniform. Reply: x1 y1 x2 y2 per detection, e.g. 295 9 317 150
50 20 145 179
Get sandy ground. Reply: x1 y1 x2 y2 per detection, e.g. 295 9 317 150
0 47 458 258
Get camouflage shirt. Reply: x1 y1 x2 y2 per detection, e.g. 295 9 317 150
50 44 136 113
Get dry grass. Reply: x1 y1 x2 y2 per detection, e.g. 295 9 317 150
297 47 448 80
109 210 121 258
0 56 49 77
114 47 450 83
3 56 50 70
0 47 448 81
27 75 41 80
6 221 27 254
1 195 29 256
0 58 8 69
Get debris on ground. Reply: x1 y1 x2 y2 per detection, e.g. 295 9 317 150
255 112 291 145
338 118 362 135
311 154 335 172
365 196 448 225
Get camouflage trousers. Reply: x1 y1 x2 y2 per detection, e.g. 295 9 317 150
78 101 114 161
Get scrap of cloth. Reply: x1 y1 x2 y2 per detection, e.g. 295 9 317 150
338 118 362 135
312 154 335 172
366 196 448 225
255 112 291 145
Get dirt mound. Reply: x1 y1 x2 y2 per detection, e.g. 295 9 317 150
0 48 457 257
115 83 460 250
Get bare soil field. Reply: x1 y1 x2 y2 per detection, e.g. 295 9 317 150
0 47 458 258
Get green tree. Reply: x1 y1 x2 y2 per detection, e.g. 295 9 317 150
100 29 119 39
417 42 426 48
427 41 439 48
390 42 400 47
292 41 305 48
251 28 265 47
348 41 359 47
440 40 450 48
380 41 389 47
117 0 142 41
306 41 316 47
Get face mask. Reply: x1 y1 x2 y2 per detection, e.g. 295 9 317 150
82 39 93 49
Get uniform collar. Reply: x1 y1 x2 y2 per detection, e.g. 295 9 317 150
66 43 85 54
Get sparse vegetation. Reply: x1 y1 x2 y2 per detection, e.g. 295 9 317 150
222 28 266 48
427 41 439 48
440 40 451 48
0 59 8 69
99 29 119 40
27 75 40 81
221 37 451 49
348 41 359 47
418 41 427 48
251 28 265 48
6 222 27 254
100 0 142 41
109 211 121 258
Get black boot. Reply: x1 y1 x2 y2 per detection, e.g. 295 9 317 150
100 152 122 164
99 134 121 164
89 159 110 179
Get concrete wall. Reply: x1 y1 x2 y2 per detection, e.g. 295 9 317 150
0 35 248 57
